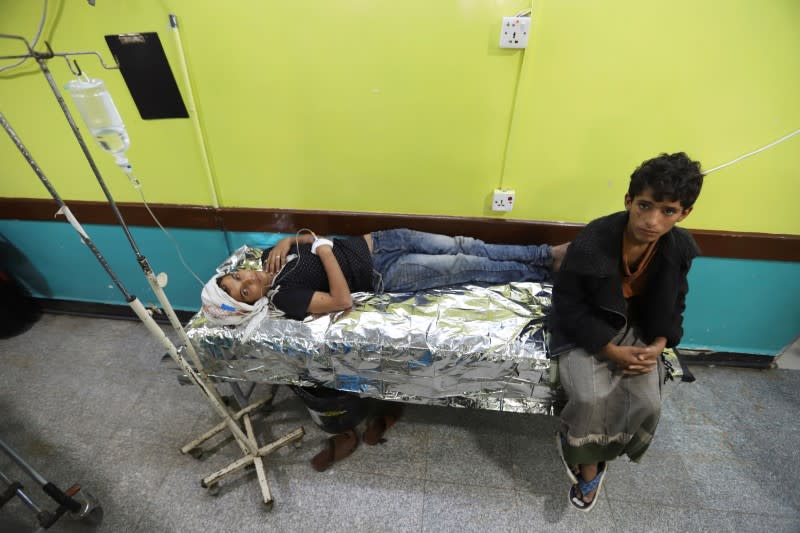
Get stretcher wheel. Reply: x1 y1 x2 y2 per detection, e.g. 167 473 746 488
188 448 204 460
263 499 274 512
206 483 220 496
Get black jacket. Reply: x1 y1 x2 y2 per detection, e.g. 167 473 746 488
549 211 700 356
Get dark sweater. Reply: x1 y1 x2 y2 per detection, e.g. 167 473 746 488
266 236 374 320
549 211 700 356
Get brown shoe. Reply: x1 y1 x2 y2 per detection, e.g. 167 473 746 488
310 429 359 472
363 404 403 445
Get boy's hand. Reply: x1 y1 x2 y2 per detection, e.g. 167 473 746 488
601 344 658 375
266 238 293 273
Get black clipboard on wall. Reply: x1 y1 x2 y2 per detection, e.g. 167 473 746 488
105 32 189 120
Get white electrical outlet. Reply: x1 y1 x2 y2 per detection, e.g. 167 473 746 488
492 189 515 212
499 16 531 49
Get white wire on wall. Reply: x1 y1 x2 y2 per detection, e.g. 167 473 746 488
703 129 800 175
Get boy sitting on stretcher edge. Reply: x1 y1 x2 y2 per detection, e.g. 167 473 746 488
200 229 568 472
550 152 703 512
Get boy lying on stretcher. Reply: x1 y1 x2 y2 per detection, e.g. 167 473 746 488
201 229 568 471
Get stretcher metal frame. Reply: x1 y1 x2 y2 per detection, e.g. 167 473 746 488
1 32 303 510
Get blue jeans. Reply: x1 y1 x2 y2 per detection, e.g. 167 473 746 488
370 229 552 292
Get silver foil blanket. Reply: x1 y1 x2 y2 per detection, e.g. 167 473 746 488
186 281 564 414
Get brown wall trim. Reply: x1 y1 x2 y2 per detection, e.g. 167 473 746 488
0 198 219 229
2 197 798 262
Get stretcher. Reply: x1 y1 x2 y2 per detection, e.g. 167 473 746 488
185 246 689 415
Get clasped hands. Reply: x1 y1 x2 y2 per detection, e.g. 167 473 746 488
601 339 666 375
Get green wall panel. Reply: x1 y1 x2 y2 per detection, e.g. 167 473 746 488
3 1 797 232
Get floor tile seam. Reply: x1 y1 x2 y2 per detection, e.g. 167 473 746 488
332 466 431 484
513 488 623 533
601 495 626 533
336 460 515 488
421 476 517 492
643 449 759 466
605 493 798 517
420 426 430 487
108 376 170 442
660 411 734 430
418 480 428 533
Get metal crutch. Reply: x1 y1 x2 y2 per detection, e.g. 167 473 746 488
0 437 101 529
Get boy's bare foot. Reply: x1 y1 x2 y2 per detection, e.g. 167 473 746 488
551 242 570 272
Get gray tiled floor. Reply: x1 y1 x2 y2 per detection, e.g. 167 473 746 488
0 314 798 532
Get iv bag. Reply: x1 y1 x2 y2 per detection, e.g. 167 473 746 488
65 76 130 156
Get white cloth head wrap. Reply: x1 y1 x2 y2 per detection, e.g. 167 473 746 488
200 274 270 327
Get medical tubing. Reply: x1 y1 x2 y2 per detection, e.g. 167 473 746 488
0 112 132 300
3 111 255 458
131 175 205 286
128 298 257 456
40 61 209 386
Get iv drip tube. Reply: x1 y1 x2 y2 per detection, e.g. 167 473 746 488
0 110 258 457
1 34 304 507
33 56 216 400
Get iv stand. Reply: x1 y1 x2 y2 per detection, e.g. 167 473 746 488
0 33 303 508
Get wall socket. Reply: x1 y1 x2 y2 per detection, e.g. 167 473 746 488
499 16 531 49
492 189 515 212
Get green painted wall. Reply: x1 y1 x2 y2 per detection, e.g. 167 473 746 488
2 1 798 233
1 1 798 355
504 0 800 233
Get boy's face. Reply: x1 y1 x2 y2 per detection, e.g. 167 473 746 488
624 188 691 245
218 269 275 304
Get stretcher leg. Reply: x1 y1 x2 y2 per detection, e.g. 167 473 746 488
200 428 305 492
180 395 273 456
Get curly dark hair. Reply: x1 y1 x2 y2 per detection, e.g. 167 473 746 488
628 152 704 209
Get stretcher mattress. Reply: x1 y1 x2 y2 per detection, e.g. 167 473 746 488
185 246 560 413
185 246 685 415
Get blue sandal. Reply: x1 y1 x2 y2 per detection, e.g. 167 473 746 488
568 462 607 512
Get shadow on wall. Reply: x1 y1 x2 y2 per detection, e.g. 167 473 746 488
0 233 47 338
0 232 51 297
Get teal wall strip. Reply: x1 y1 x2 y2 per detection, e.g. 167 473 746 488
682 257 800 355
0 220 228 311
2 221 797 356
